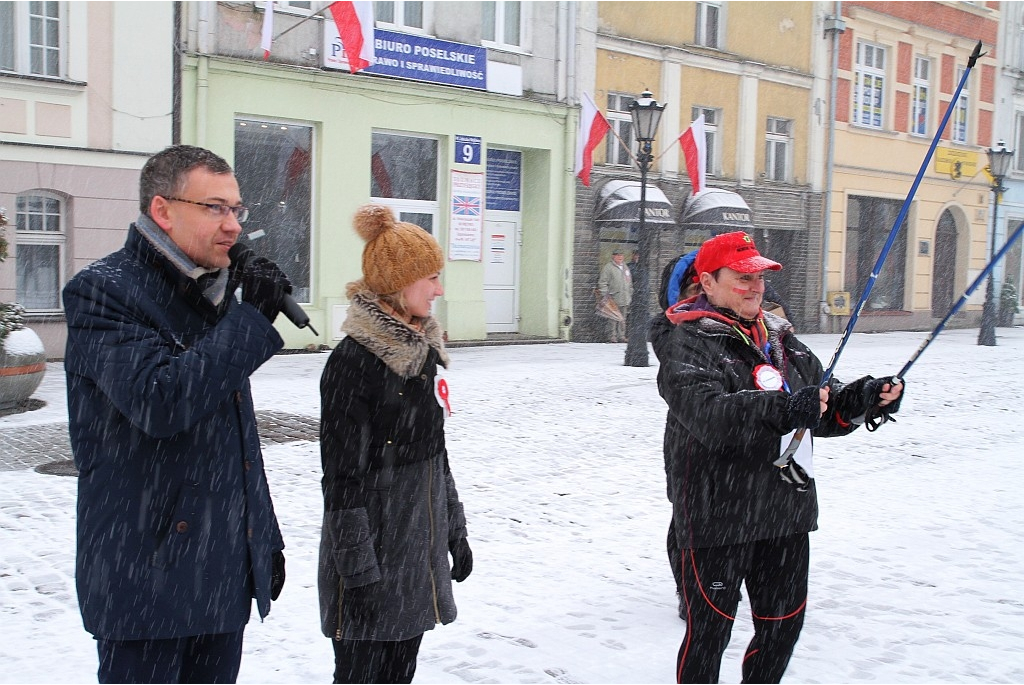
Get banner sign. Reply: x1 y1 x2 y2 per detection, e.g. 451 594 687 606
448 170 484 261
486 149 521 212
325 27 487 91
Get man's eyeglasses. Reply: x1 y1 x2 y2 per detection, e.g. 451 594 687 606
164 197 250 223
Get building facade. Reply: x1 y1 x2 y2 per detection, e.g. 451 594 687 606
0 1 174 358
995 0 1024 325
178 1 577 349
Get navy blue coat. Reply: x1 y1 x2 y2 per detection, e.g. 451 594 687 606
63 225 285 640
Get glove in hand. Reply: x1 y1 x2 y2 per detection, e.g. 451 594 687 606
271 550 286 601
240 256 292 323
450 537 473 583
864 377 905 431
785 385 823 431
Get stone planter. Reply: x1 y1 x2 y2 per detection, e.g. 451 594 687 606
0 327 47 411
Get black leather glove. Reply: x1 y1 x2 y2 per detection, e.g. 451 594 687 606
777 456 812 493
271 550 285 601
863 377 905 431
450 537 473 583
785 385 823 431
240 256 292 323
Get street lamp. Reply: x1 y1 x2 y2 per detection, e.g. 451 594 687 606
624 90 666 367
978 140 1014 346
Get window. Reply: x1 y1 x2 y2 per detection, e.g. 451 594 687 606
374 1 427 32
695 2 721 49
482 1 522 50
911 57 930 136
1015 113 1024 174
234 119 314 303
605 93 634 167
0 1 63 77
952 66 969 144
845 195 907 311
15 192 64 311
854 42 886 129
765 117 791 181
371 132 440 234
692 106 720 176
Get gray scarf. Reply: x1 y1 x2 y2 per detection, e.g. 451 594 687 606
135 213 230 306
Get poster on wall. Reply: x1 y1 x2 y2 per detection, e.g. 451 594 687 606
448 170 484 261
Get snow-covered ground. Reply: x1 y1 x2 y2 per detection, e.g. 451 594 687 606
2 327 1023 684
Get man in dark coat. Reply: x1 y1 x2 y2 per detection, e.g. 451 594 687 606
652 231 903 683
63 145 292 684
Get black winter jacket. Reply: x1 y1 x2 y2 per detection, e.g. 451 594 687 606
318 289 467 641
63 223 285 640
653 299 875 549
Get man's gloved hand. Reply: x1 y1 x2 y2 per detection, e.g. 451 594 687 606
863 377 905 431
777 456 812 493
450 537 473 583
344 583 377 625
240 256 292 323
271 550 286 601
785 385 824 431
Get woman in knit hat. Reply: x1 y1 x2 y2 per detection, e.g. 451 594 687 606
318 204 473 683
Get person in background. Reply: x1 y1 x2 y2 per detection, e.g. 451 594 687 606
653 231 903 683
63 145 289 683
319 204 473 684
598 250 633 342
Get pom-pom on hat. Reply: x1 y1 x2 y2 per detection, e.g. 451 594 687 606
353 204 444 295
695 231 782 275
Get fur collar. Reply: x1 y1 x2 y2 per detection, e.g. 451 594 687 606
342 289 449 378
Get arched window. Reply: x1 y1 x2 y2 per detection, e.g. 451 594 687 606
15 192 65 311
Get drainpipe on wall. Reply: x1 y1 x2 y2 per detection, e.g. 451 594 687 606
194 2 213 147
559 2 578 339
821 2 845 333
172 2 181 144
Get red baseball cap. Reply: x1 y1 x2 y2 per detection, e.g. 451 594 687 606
695 231 782 275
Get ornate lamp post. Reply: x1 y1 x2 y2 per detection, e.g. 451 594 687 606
978 140 1014 346
624 90 665 367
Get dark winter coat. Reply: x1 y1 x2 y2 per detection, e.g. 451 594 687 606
63 224 285 641
319 288 467 642
653 298 875 550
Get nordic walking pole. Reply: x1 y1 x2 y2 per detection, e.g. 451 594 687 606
776 40 984 465
895 219 1024 382
819 39 984 386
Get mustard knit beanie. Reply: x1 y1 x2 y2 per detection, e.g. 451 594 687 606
354 204 444 295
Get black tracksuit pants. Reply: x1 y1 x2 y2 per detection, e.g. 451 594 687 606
676 533 809 684
332 635 423 684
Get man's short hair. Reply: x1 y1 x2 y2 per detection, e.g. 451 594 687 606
139 145 233 215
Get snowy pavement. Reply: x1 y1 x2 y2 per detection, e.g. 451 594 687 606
2 328 1024 683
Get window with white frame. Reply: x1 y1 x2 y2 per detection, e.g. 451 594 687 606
371 132 440 235
911 57 930 136
765 117 791 181
15 192 64 311
482 1 522 50
374 1 428 33
695 2 721 49
0 1 63 77
605 93 634 167
854 42 886 129
952 66 969 144
234 119 314 303
692 106 720 176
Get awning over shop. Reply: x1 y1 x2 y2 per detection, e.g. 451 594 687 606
594 179 675 225
678 188 754 234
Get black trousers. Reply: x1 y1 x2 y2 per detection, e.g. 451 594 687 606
96 629 244 684
332 635 424 684
676 533 809 684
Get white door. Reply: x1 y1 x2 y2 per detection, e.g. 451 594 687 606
484 219 520 333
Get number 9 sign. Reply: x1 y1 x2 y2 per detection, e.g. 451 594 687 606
454 135 481 165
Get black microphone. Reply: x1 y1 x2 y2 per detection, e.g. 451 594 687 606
229 243 319 336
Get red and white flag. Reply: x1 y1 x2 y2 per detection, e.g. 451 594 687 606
679 115 707 195
261 1 274 60
574 92 611 187
328 1 375 74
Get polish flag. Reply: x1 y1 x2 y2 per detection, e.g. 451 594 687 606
574 92 611 187
328 1 375 74
261 1 274 59
679 115 707 195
